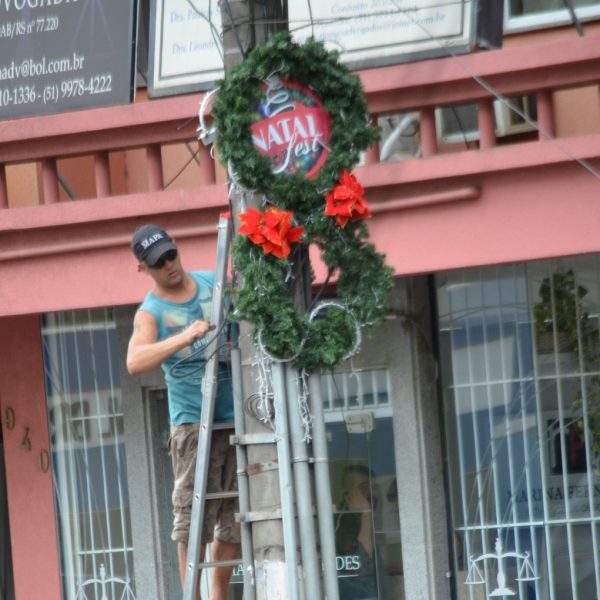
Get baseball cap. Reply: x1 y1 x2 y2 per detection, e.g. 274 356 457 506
131 224 177 265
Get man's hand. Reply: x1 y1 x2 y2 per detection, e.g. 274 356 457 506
183 320 216 346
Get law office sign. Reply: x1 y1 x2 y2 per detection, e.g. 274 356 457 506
289 0 476 69
148 0 224 97
0 0 136 120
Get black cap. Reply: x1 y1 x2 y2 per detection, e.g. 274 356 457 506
131 224 177 265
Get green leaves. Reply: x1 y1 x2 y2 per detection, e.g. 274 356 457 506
215 32 393 372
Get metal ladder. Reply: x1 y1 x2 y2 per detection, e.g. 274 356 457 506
181 214 340 600
182 214 254 600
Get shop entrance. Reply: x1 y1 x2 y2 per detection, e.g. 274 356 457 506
321 369 403 600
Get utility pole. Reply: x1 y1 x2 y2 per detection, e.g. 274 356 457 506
218 2 296 598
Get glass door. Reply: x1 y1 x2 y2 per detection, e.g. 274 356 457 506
321 369 403 600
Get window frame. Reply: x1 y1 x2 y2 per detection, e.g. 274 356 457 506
504 0 600 34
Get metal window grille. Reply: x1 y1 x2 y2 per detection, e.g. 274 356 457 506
43 309 135 600
320 369 392 421
437 258 600 600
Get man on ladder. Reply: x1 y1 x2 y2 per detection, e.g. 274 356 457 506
126 223 241 600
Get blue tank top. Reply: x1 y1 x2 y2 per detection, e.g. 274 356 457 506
138 271 234 425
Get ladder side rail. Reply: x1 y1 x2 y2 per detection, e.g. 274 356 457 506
231 347 256 600
183 216 232 600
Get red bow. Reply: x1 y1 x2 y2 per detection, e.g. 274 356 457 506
324 170 371 228
238 206 304 259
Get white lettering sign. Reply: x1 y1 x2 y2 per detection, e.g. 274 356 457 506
149 0 223 96
289 0 474 68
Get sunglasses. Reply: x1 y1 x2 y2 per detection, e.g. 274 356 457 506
148 249 178 269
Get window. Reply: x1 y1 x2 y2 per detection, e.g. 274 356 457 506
505 0 600 32
436 95 537 146
321 369 402 600
437 256 600 600
43 309 135 600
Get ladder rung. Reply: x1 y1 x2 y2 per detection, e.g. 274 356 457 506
205 490 239 501
212 421 235 430
197 558 242 570
231 432 277 446
236 508 282 523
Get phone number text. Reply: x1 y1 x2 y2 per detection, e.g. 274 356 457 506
0 74 112 108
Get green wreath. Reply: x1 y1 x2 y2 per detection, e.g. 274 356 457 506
212 32 394 372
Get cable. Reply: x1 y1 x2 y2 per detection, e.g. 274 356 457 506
387 0 600 184
184 0 225 61
305 0 315 39
168 316 232 378
163 149 200 189
562 0 585 36
58 172 77 200
221 0 250 60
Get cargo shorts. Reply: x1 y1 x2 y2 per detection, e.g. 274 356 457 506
169 423 240 545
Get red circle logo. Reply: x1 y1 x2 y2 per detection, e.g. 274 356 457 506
251 77 332 180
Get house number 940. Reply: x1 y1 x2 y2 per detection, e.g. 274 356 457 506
3 406 50 473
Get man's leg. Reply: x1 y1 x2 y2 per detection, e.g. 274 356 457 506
178 541 205 600
208 538 241 600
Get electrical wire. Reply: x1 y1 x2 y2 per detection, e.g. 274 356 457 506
173 0 597 34
185 0 600 184
163 149 200 189
184 0 225 61
220 0 250 60
386 0 600 183
168 315 232 378
562 0 585 36
167 0 600 286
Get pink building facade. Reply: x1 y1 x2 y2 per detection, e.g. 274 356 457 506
2 8 600 600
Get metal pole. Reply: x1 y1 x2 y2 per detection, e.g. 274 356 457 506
231 347 256 600
220 4 292 596
271 361 302 600
308 374 340 600
285 366 323 599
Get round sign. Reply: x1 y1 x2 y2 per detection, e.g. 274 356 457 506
251 77 331 180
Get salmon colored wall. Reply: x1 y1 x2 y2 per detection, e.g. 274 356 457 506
123 148 149 193
0 315 62 600
360 157 600 278
0 185 229 315
503 22 600 137
57 155 97 200
162 142 203 189
6 163 40 208
555 86 600 136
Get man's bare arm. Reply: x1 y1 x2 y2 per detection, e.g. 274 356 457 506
126 310 214 375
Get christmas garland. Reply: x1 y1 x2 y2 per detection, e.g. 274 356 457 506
212 32 394 372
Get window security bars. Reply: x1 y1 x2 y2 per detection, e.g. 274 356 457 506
437 257 600 600
43 309 135 600
320 369 392 420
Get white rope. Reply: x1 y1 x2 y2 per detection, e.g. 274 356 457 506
296 368 313 443
256 327 306 364
197 87 220 146
308 300 362 361
251 350 276 430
